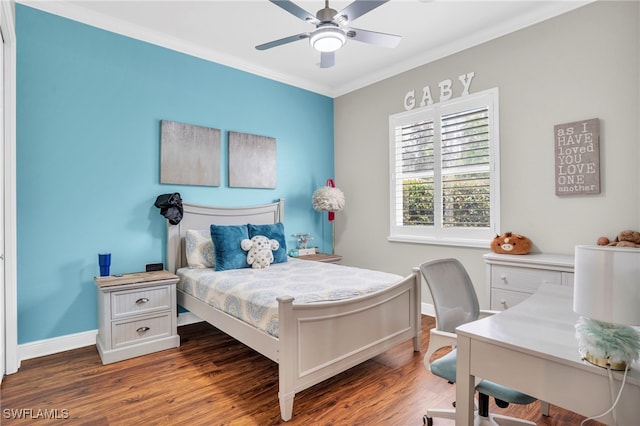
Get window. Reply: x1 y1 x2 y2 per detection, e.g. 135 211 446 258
388 89 500 247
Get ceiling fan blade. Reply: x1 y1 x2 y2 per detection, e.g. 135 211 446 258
269 0 319 24
336 0 390 24
256 33 310 51
320 51 335 68
346 27 401 48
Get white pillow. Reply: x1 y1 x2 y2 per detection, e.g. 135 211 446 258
185 229 215 268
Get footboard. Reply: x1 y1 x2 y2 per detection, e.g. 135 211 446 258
277 268 421 421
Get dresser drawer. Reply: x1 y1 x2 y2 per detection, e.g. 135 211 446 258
490 265 562 294
562 272 574 287
112 313 172 348
111 285 172 319
491 288 531 311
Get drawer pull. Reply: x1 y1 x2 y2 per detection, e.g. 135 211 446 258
135 298 149 304
500 299 507 307
136 326 150 333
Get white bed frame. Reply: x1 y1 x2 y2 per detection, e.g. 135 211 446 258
167 199 421 421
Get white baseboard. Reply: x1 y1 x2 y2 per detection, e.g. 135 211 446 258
177 311 203 327
16 312 204 366
422 302 435 317
18 329 98 364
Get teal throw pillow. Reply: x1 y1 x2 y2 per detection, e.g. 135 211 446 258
248 223 288 264
210 224 250 271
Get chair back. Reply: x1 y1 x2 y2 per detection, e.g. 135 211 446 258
420 258 480 333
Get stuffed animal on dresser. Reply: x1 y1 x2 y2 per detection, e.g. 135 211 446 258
491 232 532 255
596 230 640 248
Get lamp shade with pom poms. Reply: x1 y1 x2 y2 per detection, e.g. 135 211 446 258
312 178 345 222
312 178 345 254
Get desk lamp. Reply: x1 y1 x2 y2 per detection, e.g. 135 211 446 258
573 245 640 371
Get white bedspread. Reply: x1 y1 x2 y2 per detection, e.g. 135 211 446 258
177 258 403 337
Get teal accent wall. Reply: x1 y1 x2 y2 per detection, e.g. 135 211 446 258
16 5 334 344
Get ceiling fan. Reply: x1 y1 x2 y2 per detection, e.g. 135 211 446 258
256 0 401 68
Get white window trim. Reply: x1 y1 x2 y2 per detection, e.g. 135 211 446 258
388 88 500 248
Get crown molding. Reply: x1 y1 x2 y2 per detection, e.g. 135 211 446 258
17 1 593 99
17 0 333 96
331 1 593 97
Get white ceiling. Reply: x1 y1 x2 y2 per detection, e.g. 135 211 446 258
19 0 591 97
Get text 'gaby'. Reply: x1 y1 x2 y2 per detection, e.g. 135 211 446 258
404 72 475 111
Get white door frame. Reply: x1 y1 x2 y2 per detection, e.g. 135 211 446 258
2 0 18 377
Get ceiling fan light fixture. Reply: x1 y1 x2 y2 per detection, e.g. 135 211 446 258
309 27 345 52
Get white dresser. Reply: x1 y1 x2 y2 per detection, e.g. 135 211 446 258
484 252 574 311
94 270 180 364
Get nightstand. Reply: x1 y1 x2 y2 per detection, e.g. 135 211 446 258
94 270 180 364
297 253 342 264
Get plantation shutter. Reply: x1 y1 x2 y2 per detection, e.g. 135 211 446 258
393 116 435 227
388 88 499 246
440 106 490 228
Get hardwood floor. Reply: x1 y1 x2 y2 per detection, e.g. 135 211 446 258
1 316 599 425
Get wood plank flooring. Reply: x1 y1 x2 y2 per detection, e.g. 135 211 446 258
1 316 600 425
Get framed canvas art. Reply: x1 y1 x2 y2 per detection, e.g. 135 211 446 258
160 120 221 187
228 131 276 188
554 118 600 196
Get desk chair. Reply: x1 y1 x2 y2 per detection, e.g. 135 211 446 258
420 258 537 426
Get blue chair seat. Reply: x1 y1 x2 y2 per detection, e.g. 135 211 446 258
430 349 536 405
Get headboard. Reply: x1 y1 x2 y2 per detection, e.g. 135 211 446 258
166 199 285 273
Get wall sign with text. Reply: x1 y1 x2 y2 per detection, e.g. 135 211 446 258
554 118 600 196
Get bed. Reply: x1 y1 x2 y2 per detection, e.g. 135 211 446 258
166 199 421 421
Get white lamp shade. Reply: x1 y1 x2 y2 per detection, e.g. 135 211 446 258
312 185 345 212
573 245 640 326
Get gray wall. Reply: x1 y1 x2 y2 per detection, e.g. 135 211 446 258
334 1 640 307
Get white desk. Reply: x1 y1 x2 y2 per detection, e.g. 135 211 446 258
456 284 640 425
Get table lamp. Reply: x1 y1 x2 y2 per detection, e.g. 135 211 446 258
312 178 345 254
573 245 640 371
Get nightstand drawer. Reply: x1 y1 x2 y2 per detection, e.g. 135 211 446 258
111 285 172 319
490 265 562 294
112 313 172 348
